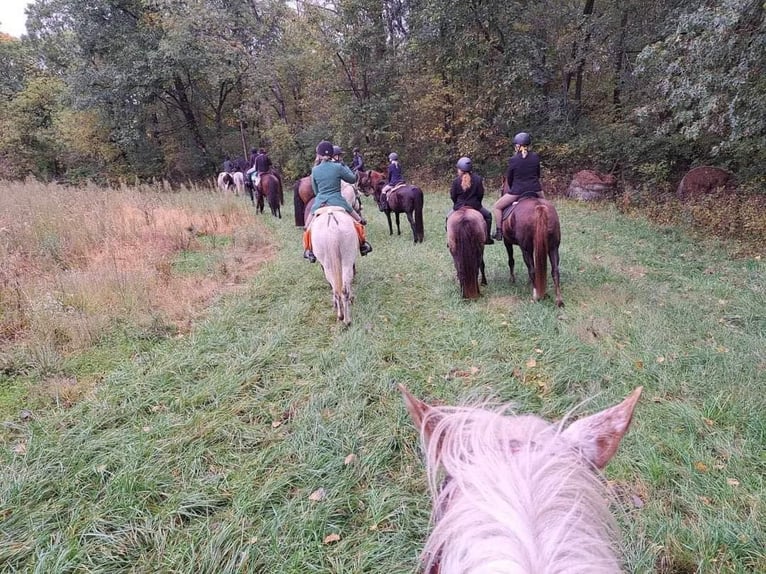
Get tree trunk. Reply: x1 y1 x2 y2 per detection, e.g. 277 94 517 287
612 10 629 119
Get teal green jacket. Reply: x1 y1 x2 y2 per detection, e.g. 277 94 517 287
311 160 357 213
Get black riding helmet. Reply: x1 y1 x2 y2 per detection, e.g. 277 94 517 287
333 145 344 156
513 132 532 146
316 140 334 157
456 157 472 172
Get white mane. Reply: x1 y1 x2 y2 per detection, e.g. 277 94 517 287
419 405 621 574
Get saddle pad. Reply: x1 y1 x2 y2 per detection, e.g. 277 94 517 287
315 205 347 216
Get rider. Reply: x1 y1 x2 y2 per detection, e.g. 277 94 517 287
350 147 364 172
303 140 373 262
253 147 272 192
492 132 545 240
332 145 346 165
449 156 494 245
380 152 403 210
222 155 234 173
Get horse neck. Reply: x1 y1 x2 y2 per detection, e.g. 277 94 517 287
421 409 620 574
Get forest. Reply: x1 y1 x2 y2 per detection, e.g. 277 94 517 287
0 0 764 189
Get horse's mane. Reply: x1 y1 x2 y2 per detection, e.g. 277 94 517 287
419 404 621 574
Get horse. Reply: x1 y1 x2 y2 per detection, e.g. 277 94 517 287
232 171 245 196
309 206 358 326
399 384 642 574
500 197 563 306
446 207 487 299
358 170 424 243
293 175 363 227
217 172 235 193
255 173 283 218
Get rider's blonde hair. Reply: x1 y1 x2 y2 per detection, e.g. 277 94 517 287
461 172 472 191
517 144 529 159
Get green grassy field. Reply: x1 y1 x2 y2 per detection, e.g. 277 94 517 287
1 189 764 573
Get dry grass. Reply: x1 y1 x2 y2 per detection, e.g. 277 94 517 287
0 179 273 376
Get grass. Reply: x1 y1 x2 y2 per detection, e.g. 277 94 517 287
1 183 764 573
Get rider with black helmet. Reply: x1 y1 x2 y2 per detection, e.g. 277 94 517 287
380 152 404 211
332 146 346 166
303 140 372 262
449 156 494 245
492 132 545 240
350 147 364 172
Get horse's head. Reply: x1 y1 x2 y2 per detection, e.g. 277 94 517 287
401 384 642 573
358 170 385 198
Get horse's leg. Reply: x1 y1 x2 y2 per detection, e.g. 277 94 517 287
521 248 537 300
404 210 417 242
480 256 487 286
386 212 394 235
550 245 563 307
505 243 516 283
395 212 402 235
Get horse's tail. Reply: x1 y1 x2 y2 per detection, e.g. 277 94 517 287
534 204 549 301
414 188 425 242
454 215 483 299
293 180 305 227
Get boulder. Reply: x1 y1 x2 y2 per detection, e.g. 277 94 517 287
566 170 617 201
677 166 735 201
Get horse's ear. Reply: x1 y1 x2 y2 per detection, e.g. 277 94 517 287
399 384 438 442
562 387 642 469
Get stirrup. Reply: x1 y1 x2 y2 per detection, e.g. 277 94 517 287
303 249 316 263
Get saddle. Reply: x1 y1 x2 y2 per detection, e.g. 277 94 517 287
501 193 542 225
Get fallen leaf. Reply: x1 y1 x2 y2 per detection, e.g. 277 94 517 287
656 356 665 363
12 442 27 455
694 461 709 473
470 366 479 374
308 488 326 502
271 420 283 428
631 495 645 509
698 495 713 506
323 533 341 544
703 418 715 427
634 360 644 369
512 367 523 379
535 348 544 354
526 358 537 368
726 478 740 487
344 453 357 465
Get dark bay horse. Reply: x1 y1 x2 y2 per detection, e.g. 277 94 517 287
500 198 563 306
255 173 283 218
399 384 642 573
446 207 487 299
359 170 424 243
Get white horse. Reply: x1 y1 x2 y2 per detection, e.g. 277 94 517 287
232 172 245 196
400 385 642 574
217 172 235 193
310 206 358 326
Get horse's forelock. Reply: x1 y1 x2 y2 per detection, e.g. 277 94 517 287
420 406 620 574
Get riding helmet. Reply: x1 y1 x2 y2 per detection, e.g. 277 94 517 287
456 157 472 172
333 145 344 156
353 147 360 153
316 140 334 157
388 152 398 161
513 132 532 146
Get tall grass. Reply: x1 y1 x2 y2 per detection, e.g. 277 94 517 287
0 179 270 391
1 186 764 573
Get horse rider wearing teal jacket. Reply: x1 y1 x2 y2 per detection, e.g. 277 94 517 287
303 140 372 262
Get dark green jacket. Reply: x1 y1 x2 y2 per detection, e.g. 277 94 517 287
311 160 357 213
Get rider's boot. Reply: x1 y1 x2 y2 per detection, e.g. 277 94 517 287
304 249 316 263
493 227 504 241
360 241 373 256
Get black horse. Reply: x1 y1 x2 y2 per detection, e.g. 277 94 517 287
359 170 425 243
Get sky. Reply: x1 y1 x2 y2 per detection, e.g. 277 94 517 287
0 0 31 38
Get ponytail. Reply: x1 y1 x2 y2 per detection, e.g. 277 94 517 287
519 145 529 159
460 172 471 191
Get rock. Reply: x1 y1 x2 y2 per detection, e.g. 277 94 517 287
677 166 735 201
566 170 617 201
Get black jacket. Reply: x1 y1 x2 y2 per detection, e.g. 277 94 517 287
505 151 542 194
450 173 485 210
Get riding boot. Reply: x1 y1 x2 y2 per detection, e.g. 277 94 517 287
303 249 316 263
484 224 495 245
493 228 503 241
483 212 494 245
360 241 373 256
379 192 388 212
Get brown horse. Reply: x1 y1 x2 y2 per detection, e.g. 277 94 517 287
293 175 362 227
255 173 283 218
358 170 425 243
500 198 563 306
446 207 487 299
